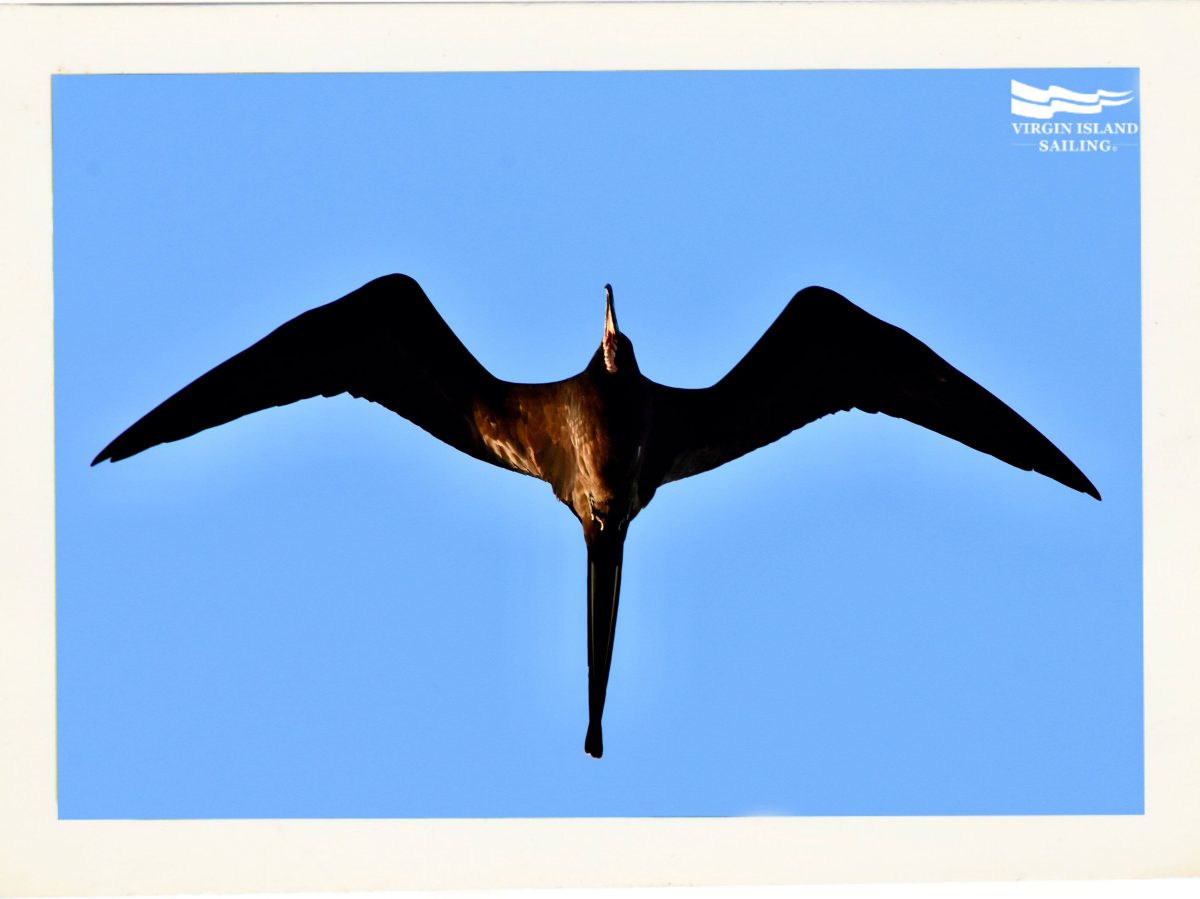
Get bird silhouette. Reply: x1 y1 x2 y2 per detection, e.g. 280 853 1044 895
93 274 1100 758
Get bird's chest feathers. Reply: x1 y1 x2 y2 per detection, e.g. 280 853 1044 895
561 388 651 529
474 384 649 532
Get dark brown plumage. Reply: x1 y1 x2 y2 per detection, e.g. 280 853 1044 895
93 273 1100 758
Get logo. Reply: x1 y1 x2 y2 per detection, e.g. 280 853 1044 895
1009 78 1138 154
1010 79 1134 120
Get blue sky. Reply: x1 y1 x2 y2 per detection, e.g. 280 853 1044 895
54 69 1141 818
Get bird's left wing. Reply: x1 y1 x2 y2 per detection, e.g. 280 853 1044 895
647 286 1100 499
93 274 517 471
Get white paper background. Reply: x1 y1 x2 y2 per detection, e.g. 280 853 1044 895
0 0 1196 893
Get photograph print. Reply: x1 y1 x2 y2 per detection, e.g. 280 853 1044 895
54 67 1141 819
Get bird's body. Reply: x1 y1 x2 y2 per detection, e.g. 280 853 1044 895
471 348 655 538
93 273 1100 758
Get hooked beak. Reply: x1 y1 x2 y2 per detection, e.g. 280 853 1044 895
603 284 618 373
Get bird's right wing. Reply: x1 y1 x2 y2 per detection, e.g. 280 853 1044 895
93 274 518 472
648 286 1100 499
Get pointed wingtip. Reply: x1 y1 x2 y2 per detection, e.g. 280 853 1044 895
92 436 141 465
1059 463 1101 501
91 439 126 466
1054 471 1101 500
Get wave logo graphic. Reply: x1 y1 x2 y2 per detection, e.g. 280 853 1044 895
1011 80 1135 120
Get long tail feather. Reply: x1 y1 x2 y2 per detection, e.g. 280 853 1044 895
585 537 624 759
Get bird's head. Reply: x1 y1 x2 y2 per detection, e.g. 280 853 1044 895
595 283 638 376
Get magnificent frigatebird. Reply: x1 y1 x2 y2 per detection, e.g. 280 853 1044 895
93 273 1100 758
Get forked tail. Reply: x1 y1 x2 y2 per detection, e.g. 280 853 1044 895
584 535 625 759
